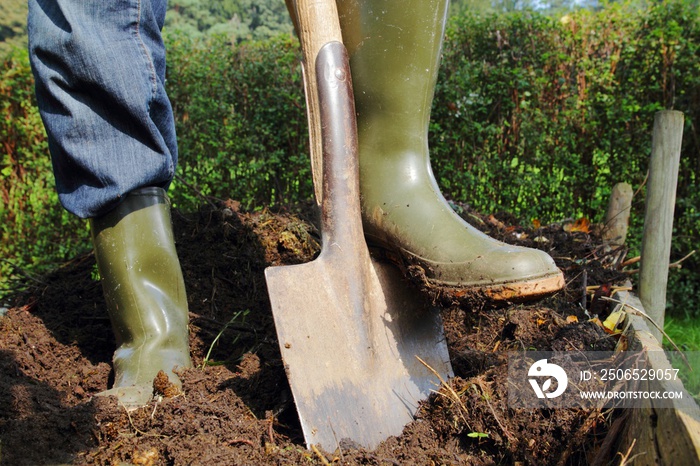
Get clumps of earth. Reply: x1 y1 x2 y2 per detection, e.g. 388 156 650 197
0 198 630 465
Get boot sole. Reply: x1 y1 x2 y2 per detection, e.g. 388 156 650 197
436 271 566 302
367 241 566 302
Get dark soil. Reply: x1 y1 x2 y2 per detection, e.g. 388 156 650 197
0 200 629 465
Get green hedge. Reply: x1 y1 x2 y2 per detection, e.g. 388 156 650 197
165 33 312 209
429 3 700 317
433 3 699 223
2 1 699 317
0 48 90 295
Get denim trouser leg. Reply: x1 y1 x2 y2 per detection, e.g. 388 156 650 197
28 0 176 219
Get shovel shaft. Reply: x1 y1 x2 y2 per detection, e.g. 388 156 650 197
286 0 344 203
314 42 373 338
316 42 365 261
288 0 342 55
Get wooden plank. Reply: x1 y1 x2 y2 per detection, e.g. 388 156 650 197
610 290 700 466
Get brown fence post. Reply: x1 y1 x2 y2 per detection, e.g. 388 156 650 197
639 110 684 342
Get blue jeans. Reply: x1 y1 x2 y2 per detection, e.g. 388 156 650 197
28 0 177 218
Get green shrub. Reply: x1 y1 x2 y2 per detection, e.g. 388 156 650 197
165 33 311 211
0 48 90 297
429 2 699 316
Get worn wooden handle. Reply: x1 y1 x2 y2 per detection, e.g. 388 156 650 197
285 0 344 204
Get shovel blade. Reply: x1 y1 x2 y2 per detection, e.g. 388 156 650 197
265 255 452 451
265 41 452 451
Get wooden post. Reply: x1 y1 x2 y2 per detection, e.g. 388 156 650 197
639 110 684 342
602 182 633 246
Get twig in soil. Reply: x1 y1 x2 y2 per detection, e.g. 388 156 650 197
622 250 695 275
581 269 588 312
586 285 633 294
416 356 471 429
267 415 276 445
601 297 691 369
670 250 696 269
123 405 156 438
620 256 640 268
228 438 256 447
210 268 218 313
633 170 649 199
610 246 629 270
190 313 256 335
311 444 332 465
616 438 644 465
471 380 515 445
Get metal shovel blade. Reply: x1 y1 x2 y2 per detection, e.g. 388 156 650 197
264 42 452 451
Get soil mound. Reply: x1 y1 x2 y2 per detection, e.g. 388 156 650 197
0 201 628 465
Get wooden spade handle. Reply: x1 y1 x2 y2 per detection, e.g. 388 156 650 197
285 0 344 204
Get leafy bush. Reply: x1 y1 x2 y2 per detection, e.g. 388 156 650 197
0 48 90 297
165 33 311 211
432 3 698 223
429 2 700 316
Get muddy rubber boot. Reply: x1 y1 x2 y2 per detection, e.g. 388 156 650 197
336 0 564 300
90 187 192 409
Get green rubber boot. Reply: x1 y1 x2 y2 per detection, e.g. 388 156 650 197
337 0 564 300
90 187 192 409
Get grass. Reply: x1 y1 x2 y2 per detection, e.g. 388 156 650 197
664 317 700 351
664 317 700 402
201 309 250 368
